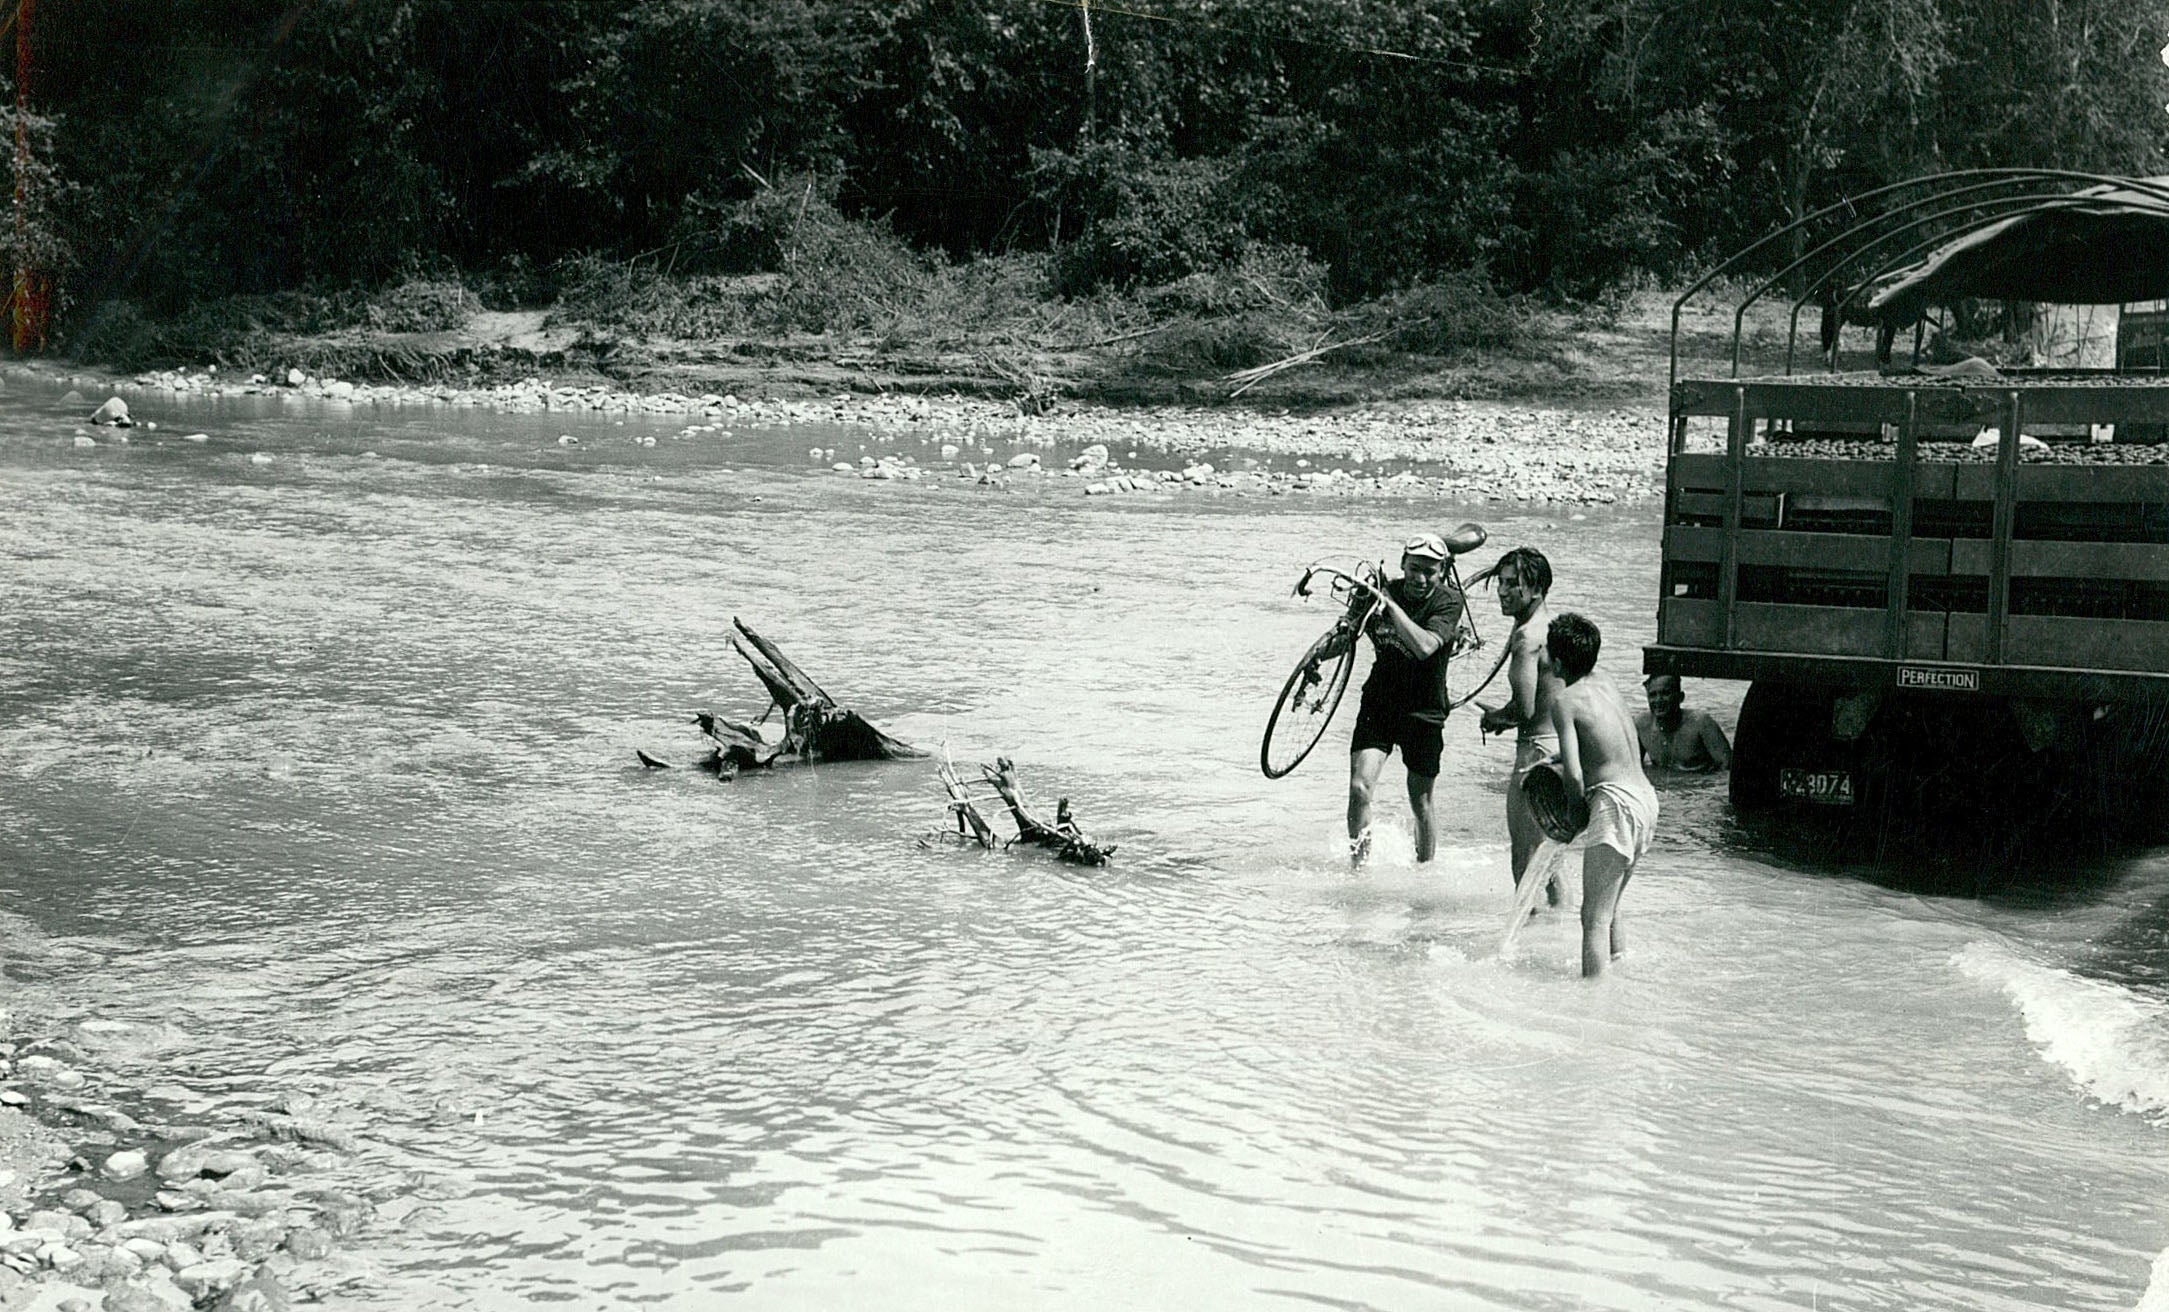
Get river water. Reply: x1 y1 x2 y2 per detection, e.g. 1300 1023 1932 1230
3 379 2167 1310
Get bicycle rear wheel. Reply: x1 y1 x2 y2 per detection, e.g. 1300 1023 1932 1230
1261 633 1359 778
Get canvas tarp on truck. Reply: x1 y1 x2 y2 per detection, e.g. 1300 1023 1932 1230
1864 178 2169 324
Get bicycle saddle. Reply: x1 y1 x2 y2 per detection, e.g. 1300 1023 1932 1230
1441 523 1487 555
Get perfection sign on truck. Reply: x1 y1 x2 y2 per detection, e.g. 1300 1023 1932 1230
1895 666 1982 692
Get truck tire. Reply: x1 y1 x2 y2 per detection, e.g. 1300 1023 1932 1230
1730 681 1883 816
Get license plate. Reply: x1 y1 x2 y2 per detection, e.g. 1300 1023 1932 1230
1779 768 1856 806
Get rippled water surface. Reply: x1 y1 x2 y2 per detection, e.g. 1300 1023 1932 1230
4 381 2169 1309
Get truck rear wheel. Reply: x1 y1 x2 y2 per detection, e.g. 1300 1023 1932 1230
1731 682 1880 816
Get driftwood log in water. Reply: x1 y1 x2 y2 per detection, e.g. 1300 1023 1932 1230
926 754 1116 866
638 619 923 778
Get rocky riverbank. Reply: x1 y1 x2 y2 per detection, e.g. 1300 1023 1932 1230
0 1007 474 1311
18 361 1670 506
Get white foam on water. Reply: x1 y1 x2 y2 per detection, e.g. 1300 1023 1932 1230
1956 944 2169 1312
2137 1246 2169 1312
1954 941 2169 1121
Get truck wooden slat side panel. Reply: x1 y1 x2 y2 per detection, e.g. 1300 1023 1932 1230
1731 603 1890 657
2008 541 2169 579
2003 617 2169 671
2013 466 2169 500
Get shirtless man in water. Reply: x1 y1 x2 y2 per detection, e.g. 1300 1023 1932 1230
1635 675 1731 773
1477 548 1561 907
1546 613 1659 979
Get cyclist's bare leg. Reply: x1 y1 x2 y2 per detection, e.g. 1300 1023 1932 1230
1348 747 1390 865
1405 768 1437 863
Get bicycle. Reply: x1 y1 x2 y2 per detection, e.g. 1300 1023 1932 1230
1259 528 1511 779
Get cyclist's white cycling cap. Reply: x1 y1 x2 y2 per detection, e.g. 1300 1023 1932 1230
1402 533 1449 561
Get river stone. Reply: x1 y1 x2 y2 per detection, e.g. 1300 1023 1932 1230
102 1243 144 1279
174 1257 250 1299
33 1285 98 1312
88 1200 127 1229
109 1274 196 1312
280 1227 330 1260
198 1150 262 1183
207 1188 282 1219
212 1268 292 1312
229 1218 285 1262
156 1147 206 1182
163 1240 204 1270
89 398 130 425
104 1149 148 1180
1005 452 1039 468
120 1237 165 1262
60 390 82 404
117 1211 235 1243
24 1210 78 1237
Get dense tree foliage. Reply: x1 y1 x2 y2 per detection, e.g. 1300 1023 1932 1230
6 0 2166 329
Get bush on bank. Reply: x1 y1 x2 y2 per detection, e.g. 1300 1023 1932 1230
62 183 1542 402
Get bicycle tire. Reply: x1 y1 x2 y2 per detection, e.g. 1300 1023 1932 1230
1261 630 1359 779
1446 640 1511 711
1434 568 1508 712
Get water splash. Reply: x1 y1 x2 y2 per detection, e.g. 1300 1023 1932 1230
1497 837 1571 958
1955 941 2169 1121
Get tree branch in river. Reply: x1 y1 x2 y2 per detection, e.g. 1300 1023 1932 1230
636 619 923 778
922 752 1116 866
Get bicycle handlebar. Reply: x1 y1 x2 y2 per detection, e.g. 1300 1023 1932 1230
1295 563 1387 603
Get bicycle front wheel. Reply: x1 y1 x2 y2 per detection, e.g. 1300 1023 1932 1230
1261 633 1359 778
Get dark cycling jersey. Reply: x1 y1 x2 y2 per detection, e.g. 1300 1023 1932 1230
1358 576 1466 724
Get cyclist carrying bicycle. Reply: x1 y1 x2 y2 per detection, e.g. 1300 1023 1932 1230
1347 532 1471 867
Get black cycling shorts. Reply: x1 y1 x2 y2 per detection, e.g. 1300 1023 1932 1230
1350 699 1445 777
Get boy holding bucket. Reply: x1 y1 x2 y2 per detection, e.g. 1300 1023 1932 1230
1541 613 1658 978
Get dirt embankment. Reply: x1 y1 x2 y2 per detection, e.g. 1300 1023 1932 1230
30 288 1826 506
225 290 1775 411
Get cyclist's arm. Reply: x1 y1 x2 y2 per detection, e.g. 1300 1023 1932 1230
1374 592 1444 660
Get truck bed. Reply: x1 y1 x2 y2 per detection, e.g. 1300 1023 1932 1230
1650 370 2169 701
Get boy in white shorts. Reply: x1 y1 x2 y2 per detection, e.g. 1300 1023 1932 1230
1544 613 1658 978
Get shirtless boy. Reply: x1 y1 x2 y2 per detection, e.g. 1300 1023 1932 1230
1635 675 1732 773
1545 613 1659 979
1476 547 1560 906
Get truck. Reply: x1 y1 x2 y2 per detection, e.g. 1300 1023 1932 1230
1643 170 2169 838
